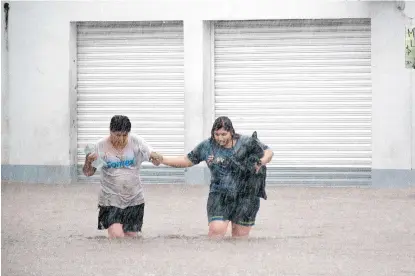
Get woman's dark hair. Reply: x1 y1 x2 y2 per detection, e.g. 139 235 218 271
110 115 131 132
210 116 240 142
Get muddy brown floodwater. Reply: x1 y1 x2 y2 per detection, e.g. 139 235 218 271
2 182 415 276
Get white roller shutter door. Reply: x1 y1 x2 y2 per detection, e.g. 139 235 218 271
77 21 185 184
214 19 372 186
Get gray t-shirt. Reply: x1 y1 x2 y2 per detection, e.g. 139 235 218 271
93 134 152 209
187 135 269 195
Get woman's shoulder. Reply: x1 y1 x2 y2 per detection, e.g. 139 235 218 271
96 136 109 146
237 134 251 143
199 138 213 148
129 133 147 144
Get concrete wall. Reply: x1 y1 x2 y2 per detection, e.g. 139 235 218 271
370 1 415 186
1 1 9 165
1 0 414 186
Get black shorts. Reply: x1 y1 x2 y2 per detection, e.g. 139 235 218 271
207 192 260 226
98 203 145 232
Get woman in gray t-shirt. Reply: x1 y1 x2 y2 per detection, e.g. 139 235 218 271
83 115 161 239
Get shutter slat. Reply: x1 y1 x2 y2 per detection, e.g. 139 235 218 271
214 19 372 186
77 21 185 184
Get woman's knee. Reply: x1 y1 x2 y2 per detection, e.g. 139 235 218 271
124 232 138 237
208 221 229 237
108 223 125 238
231 223 252 237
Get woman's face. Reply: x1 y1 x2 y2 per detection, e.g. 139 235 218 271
214 127 233 147
110 131 129 148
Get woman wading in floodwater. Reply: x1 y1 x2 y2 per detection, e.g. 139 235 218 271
156 116 274 238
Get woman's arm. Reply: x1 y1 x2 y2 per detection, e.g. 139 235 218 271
162 155 194 168
254 149 273 173
83 153 97 176
260 149 274 165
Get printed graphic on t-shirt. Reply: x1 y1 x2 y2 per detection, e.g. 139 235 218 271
102 149 136 169
106 157 136 168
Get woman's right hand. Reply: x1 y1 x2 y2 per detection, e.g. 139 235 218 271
86 153 97 163
83 153 98 177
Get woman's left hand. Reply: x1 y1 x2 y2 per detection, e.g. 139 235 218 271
254 161 263 174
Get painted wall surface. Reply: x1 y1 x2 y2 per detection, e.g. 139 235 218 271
1 0 414 185
369 1 415 187
1 2 9 165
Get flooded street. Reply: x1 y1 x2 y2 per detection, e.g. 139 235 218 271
2 182 415 276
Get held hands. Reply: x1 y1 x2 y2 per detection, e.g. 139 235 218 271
150 152 163 166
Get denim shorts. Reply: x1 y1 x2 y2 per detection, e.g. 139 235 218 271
207 192 260 226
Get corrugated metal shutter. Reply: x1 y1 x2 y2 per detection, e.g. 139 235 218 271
77 21 185 184
214 19 372 186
